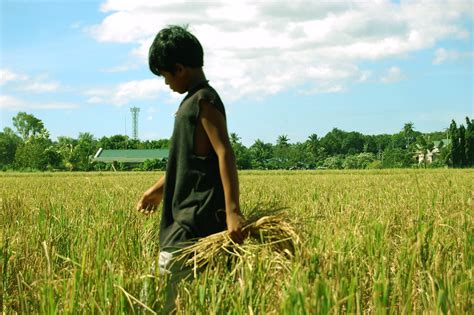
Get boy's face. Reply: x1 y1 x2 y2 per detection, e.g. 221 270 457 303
160 67 187 94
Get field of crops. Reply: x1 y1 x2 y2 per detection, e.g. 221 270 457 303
1 169 473 314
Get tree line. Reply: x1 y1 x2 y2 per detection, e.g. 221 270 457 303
0 112 472 171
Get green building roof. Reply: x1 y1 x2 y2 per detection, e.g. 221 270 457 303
93 148 169 163
433 139 451 148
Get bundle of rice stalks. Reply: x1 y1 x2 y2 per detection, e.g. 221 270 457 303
175 210 301 273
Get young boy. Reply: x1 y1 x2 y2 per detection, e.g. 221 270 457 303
136 25 245 312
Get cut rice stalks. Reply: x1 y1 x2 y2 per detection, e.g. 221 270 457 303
175 211 301 273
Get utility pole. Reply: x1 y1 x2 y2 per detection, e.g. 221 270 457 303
130 107 140 140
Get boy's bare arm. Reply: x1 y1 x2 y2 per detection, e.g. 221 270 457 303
199 100 246 244
136 175 166 214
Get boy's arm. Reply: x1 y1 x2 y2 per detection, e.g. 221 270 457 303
199 99 246 244
136 174 166 214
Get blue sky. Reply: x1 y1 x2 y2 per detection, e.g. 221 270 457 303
1 0 472 146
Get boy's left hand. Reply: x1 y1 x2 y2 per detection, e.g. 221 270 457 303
226 211 247 244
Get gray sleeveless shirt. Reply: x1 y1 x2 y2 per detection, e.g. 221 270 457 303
160 81 227 250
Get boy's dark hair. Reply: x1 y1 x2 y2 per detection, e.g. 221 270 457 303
148 25 204 76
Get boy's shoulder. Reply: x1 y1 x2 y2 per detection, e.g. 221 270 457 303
195 84 219 101
186 82 225 116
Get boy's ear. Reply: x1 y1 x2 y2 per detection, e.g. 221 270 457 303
174 63 185 76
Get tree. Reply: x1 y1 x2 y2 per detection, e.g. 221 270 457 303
57 136 80 170
127 138 142 149
341 131 364 155
14 128 60 170
357 152 377 169
403 122 416 149
322 155 344 169
274 135 291 169
0 127 22 168
458 124 466 167
75 132 97 170
12 112 44 140
320 128 345 155
465 117 474 166
99 135 129 149
141 158 167 171
342 155 359 169
382 148 413 168
448 120 462 167
389 132 406 150
319 129 366 156
363 135 377 153
438 144 451 168
287 142 312 169
249 139 273 169
276 135 289 147
342 153 376 169
142 139 170 149
230 133 241 146
371 134 392 159
305 133 322 166
306 134 319 153
229 133 252 169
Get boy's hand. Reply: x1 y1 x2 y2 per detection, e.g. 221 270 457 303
136 192 161 215
226 211 247 244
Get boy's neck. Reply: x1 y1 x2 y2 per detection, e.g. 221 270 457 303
186 68 207 92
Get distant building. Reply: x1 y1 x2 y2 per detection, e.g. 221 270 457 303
92 148 169 169
415 139 451 164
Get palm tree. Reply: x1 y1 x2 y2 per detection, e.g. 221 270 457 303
276 135 289 147
305 133 320 164
250 139 272 168
403 122 415 149
306 133 318 151
230 132 241 146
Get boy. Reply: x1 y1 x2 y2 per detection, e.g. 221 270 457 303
136 25 245 312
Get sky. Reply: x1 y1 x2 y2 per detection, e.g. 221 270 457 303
0 0 473 146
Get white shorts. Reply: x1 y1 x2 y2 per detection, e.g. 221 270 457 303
158 251 174 274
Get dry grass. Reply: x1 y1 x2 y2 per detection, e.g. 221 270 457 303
176 210 301 274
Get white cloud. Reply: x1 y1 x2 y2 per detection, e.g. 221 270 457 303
20 81 60 93
87 0 473 101
0 95 79 110
146 106 158 114
100 63 139 73
433 48 474 64
434 48 450 65
381 66 403 83
300 84 345 95
0 69 28 85
87 96 104 104
1 69 60 92
113 78 171 105
319 85 344 94
358 71 372 82
70 21 82 29
84 78 180 106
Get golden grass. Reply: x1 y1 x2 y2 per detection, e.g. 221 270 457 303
176 211 301 274
1 169 472 313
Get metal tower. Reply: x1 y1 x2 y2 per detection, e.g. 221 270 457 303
130 107 140 139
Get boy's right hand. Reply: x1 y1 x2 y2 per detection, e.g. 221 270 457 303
136 192 161 214
137 176 165 214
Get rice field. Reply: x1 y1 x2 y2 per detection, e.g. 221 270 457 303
1 169 473 314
